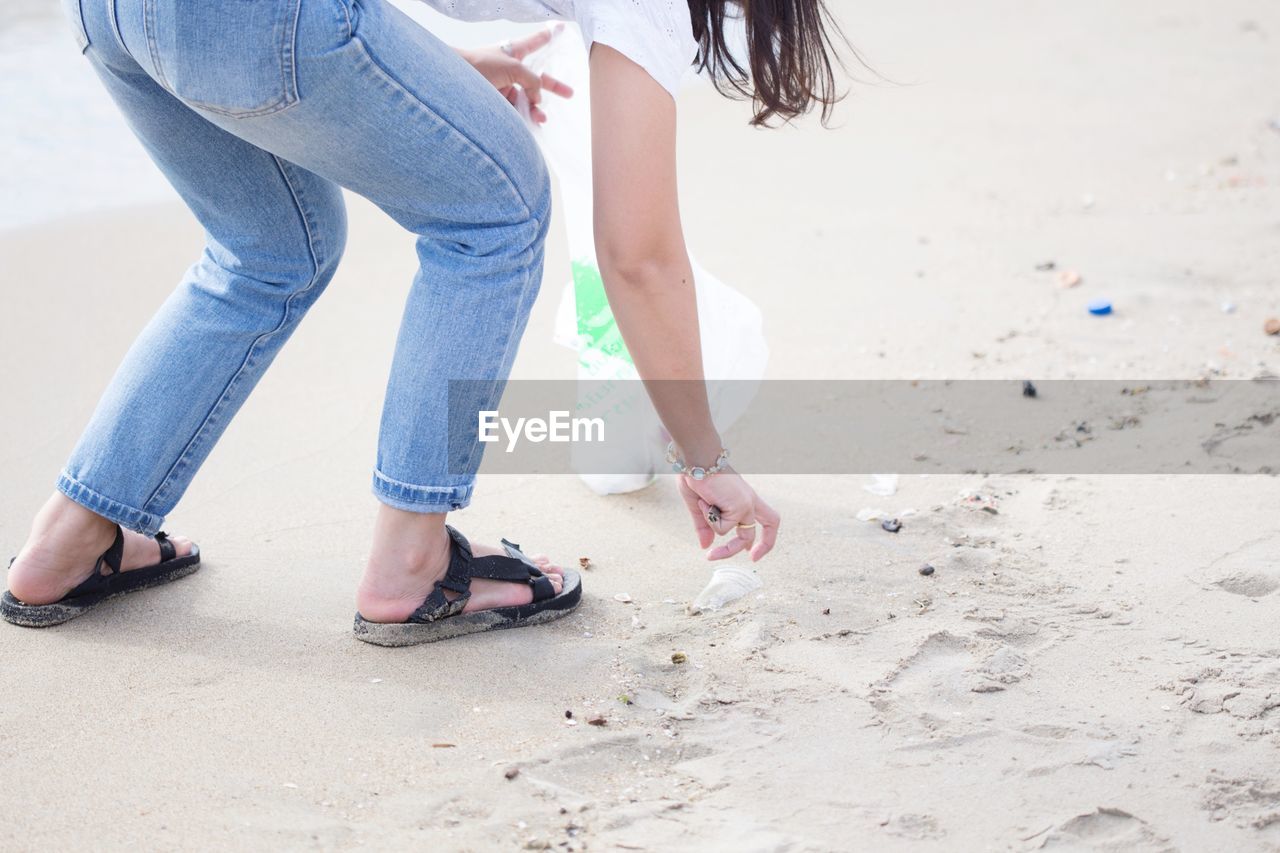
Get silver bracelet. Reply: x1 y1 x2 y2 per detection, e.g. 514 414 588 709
666 442 730 480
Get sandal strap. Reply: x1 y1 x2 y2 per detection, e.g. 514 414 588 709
468 556 539 583
62 524 126 600
529 572 555 602
467 539 555 602
155 531 176 563
440 526 474 594
502 539 557 603
406 526 474 623
96 525 125 576
404 528 558 622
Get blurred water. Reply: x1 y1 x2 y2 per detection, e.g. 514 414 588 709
0 2 535 231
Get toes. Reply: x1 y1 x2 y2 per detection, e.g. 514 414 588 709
529 554 565 578
167 534 195 558
550 573 564 593
152 533 194 561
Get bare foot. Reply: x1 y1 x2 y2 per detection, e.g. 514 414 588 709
6 492 195 606
356 505 564 624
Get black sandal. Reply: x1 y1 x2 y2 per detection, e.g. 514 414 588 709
2 524 201 627
353 525 582 646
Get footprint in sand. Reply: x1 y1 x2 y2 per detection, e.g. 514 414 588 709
1202 772 1280 832
1202 532 1280 599
1214 572 1280 598
1171 659 1280 724
870 632 1030 734
1037 807 1172 851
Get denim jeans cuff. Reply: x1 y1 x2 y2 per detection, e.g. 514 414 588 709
371 469 473 514
56 471 166 535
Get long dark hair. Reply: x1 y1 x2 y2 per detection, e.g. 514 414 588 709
687 0 855 127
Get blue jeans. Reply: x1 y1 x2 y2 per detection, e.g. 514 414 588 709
57 0 552 534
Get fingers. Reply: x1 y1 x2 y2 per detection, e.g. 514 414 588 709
506 29 552 60
696 498 735 538
678 478 715 549
541 73 574 98
750 498 780 562
508 69 571 110
708 521 756 561
508 62 543 105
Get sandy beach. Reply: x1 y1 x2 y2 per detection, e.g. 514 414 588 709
2 0 1279 850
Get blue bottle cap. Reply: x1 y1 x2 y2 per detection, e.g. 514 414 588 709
1087 299 1113 316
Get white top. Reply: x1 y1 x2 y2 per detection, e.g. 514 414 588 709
417 0 698 99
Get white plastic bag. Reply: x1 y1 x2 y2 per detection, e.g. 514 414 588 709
516 26 769 494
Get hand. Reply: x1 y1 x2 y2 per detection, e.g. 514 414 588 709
677 468 780 562
457 28 573 124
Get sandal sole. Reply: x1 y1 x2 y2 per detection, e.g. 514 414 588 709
352 567 582 647
1 546 201 628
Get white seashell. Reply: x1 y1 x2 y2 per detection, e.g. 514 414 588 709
687 566 763 615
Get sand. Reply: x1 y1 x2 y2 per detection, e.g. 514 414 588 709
2 0 1279 849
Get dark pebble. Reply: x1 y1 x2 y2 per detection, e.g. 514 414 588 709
564 710 573 719
881 519 902 533
1022 380 1038 398
919 564 936 576
822 608 831 615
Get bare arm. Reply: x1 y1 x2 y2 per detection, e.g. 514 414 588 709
589 44 778 560
588 44 721 464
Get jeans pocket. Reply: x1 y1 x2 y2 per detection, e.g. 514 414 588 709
61 0 91 53
143 0 303 117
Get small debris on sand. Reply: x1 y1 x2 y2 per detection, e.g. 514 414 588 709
1264 317 1280 335
1035 260 1056 271
578 557 592 570
1022 380 1038 398
505 767 520 780
1057 269 1082 288
671 652 688 664
881 518 903 533
959 491 1000 514
587 715 608 726
564 710 573 719
432 743 456 749
613 593 633 604
919 564 936 576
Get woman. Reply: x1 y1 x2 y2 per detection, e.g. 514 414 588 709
4 0 845 643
